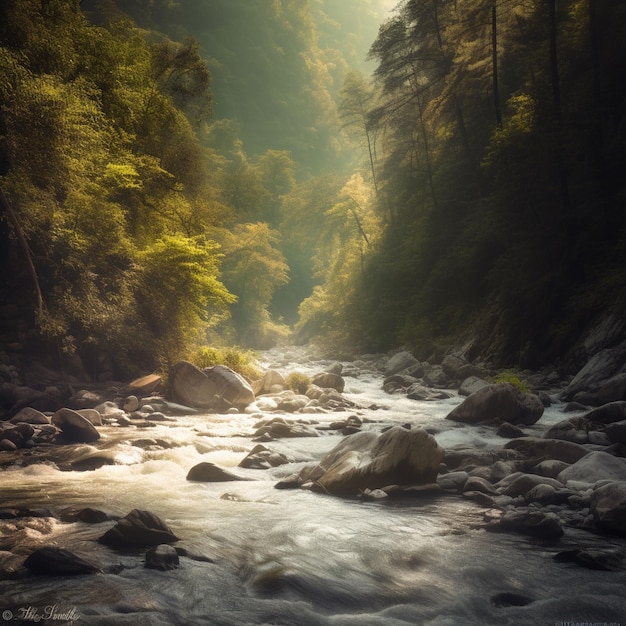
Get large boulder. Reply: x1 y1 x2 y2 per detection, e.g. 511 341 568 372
561 339 626 402
252 370 285 396
504 436 590 464
168 361 254 411
545 402 626 444
301 426 444 497
311 372 345 393
24 547 100 576
446 383 544 426
558 452 626 485
98 509 178 549
590 481 626 534
384 351 420 376
51 408 100 443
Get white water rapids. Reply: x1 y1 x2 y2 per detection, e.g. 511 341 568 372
1 347 625 625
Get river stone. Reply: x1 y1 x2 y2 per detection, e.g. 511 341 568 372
446 383 544 426
311 372 345 393
238 444 289 469
531 459 571 479
459 376 488 397
9 407 50 425
24 546 100 575
145 544 180 571
497 510 564 540
51 408 100 443
252 370 285 396
464 476 497 495
384 351 419 376
186 461 251 482
303 426 444 497
98 509 178 548
606 420 626 444
441 353 468 380
500 473 563 497
558 451 626 485
75 408 103 426
123 395 139 412
590 481 626 534
168 361 255 411
554 547 625 571
504 437 590 464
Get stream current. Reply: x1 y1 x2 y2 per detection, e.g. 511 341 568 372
1 347 625 625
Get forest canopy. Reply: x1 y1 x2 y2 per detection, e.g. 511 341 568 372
0 0 625 379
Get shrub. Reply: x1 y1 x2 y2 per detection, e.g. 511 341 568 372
493 370 530 394
191 346 261 381
285 371 311 394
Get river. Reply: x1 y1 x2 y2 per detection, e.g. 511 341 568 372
1 347 625 625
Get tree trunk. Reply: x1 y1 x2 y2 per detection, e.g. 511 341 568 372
492 2 502 127
0 188 44 321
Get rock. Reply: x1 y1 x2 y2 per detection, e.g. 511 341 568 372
51 408 100 443
554 547 625 571
0 438 17 451
145 544 180 571
253 418 318 439
8 385 61 415
238 444 289 469
252 370 285 396
500 473 563 497
497 422 526 439
441 353 467 380
561 339 626 402
464 476 497 495
186 462 251 482
24 547 100 575
383 374 419 394
406 383 453 401
504 437 590 464
98 509 178 549
168 361 255 411
9 407 50 425
437 471 469 491
75 408 103 426
123 395 139 412
459 376 488 397
446 383 544 426
423 365 448 388
60 507 112 523
558 451 626 485
531 459 571 479
606 420 626 444
590 481 626 534
275 392 309 412
302 426 444 497
597 373 626 405
384 351 420 376
497 509 564 540
311 372 345 393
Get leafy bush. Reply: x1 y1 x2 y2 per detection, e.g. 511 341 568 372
493 370 530 394
192 345 260 381
284 371 311 394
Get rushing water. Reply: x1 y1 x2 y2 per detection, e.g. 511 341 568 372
1 347 625 625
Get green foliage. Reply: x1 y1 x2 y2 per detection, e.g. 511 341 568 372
135 235 235 366
493 371 531 395
191 345 261 381
285 371 311 395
